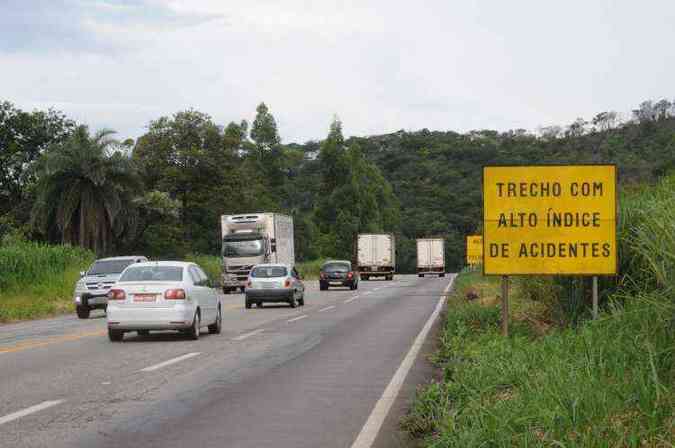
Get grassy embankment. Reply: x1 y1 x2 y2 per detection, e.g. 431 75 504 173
0 246 324 323
0 241 94 322
403 175 675 447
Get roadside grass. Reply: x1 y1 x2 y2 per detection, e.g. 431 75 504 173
185 254 221 285
0 241 94 322
296 258 325 280
403 175 675 447
403 279 674 447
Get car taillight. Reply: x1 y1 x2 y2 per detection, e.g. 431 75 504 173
164 289 186 300
284 278 292 288
108 289 126 300
347 272 354 279
320 272 326 279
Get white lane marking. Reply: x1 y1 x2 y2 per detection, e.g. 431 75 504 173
140 352 201 372
318 305 336 312
233 329 265 341
287 315 308 323
0 400 64 426
344 297 358 304
350 278 454 448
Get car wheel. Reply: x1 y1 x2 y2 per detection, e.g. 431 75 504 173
440 273 446 277
240 286 246 293
299 293 305 306
319 282 328 291
137 330 150 336
108 328 123 342
222 287 230 294
208 307 222 334
76 305 90 319
257 302 264 308
419 273 424 278
363 275 369 281
187 312 200 340
245 299 252 309
289 295 297 308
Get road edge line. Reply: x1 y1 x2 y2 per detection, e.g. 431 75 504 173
350 276 454 448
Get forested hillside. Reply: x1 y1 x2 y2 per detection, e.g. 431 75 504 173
1 99 674 273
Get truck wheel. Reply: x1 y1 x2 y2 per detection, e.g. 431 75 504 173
386 275 393 281
108 328 123 342
245 299 252 309
257 302 264 308
440 273 446 277
76 305 90 319
419 273 424 278
223 287 230 294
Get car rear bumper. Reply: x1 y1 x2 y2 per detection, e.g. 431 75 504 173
245 289 293 302
74 293 108 307
107 304 196 330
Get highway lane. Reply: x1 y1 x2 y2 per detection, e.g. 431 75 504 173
0 275 453 448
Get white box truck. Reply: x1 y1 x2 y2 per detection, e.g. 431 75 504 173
221 213 294 293
356 233 395 280
416 238 445 277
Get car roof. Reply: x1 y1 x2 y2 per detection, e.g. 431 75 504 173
95 256 147 262
322 260 351 265
128 261 193 268
253 263 291 269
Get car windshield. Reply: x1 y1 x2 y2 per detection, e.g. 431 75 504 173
88 259 136 275
251 266 287 278
323 262 350 273
222 239 264 257
119 266 183 282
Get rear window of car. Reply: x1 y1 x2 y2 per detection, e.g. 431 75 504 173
88 259 136 275
251 266 288 278
322 263 350 273
119 266 183 282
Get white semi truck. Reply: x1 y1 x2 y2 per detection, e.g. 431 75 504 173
221 213 294 293
416 238 445 277
356 233 395 280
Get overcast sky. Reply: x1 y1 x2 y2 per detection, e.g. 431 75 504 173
2 0 674 143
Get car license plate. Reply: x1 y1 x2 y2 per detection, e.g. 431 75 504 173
133 294 157 302
262 283 276 289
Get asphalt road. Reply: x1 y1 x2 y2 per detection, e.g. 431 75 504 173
0 274 454 448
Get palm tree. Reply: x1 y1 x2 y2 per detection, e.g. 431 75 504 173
32 126 140 255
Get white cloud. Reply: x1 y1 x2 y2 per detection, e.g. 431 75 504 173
1 0 674 143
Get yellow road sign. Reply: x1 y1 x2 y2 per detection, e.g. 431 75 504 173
466 235 483 265
483 165 617 275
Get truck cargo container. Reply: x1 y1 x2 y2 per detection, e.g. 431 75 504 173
356 233 395 280
416 238 445 277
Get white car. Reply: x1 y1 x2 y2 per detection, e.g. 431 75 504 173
106 261 222 342
244 264 305 309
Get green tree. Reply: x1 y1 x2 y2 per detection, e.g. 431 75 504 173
31 126 140 255
250 102 280 155
0 101 76 235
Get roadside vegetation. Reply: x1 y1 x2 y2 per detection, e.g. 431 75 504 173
402 175 675 446
0 238 93 322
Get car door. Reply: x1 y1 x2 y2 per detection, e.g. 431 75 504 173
196 266 217 322
292 267 304 298
188 266 208 321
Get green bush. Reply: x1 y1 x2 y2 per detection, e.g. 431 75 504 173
0 241 94 321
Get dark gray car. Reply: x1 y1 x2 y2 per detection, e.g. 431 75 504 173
319 260 359 291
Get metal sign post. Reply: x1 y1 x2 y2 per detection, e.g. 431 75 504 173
592 276 599 319
501 275 509 336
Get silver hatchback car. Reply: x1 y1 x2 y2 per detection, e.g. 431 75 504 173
245 264 305 309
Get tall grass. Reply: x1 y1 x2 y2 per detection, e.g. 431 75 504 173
185 254 221 285
0 240 94 321
404 173 675 446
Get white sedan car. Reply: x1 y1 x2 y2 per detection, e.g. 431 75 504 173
106 261 222 342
